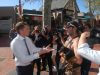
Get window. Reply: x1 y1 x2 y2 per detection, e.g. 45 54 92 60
0 16 11 20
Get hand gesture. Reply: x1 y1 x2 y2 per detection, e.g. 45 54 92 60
39 45 55 56
81 32 90 38
45 44 55 52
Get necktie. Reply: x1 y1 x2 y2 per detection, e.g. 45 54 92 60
23 38 30 55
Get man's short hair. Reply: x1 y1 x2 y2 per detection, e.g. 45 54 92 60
15 22 29 33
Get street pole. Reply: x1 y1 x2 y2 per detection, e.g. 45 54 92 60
19 0 22 19
88 0 93 27
42 0 52 30
42 0 44 29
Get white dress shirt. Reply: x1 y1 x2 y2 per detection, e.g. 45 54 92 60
35 33 39 41
10 34 41 66
78 43 100 75
52 44 57 56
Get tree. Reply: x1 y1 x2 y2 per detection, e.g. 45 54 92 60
42 0 52 29
24 0 52 29
84 0 100 14
84 0 100 26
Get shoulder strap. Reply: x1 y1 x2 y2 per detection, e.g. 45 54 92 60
66 39 73 47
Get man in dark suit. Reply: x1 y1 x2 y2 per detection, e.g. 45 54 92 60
41 26 53 75
29 26 47 75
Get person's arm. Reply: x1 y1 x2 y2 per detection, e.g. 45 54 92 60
9 30 15 40
9 30 12 38
59 33 65 46
28 37 54 54
31 30 35 35
73 37 82 64
61 37 66 46
78 43 100 64
28 37 42 53
78 32 90 47
78 32 100 64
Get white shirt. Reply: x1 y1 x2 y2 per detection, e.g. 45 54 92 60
10 34 41 66
52 44 57 56
78 43 100 75
35 33 39 41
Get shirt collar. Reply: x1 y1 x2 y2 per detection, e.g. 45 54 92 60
17 34 26 40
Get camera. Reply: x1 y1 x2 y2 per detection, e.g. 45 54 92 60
59 46 75 61
90 28 100 39
54 28 66 38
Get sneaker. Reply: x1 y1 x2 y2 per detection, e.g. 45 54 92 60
53 66 57 72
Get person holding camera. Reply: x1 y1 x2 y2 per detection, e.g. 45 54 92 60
54 27 68 74
9 24 17 42
59 21 82 75
41 25 53 75
10 22 53 75
80 22 92 75
29 26 46 75
78 31 100 75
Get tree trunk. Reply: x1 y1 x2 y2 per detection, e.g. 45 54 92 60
88 0 94 27
43 0 52 29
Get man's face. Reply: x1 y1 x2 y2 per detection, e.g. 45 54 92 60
34 26 39 31
21 25 30 36
34 26 39 33
65 26 74 35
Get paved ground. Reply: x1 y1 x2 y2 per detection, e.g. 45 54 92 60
0 34 100 75
0 47 15 75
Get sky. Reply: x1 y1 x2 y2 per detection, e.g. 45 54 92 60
0 0 89 13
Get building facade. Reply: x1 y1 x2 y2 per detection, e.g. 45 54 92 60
40 0 80 27
0 6 16 33
51 0 80 26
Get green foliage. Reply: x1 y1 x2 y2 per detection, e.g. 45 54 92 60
84 0 100 14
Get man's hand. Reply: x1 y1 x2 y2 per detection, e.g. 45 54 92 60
39 47 54 56
81 32 90 39
78 32 90 47
31 30 35 35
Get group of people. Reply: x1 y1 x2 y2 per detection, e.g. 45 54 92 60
9 19 100 75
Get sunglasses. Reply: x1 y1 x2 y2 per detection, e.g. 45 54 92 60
67 22 74 27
